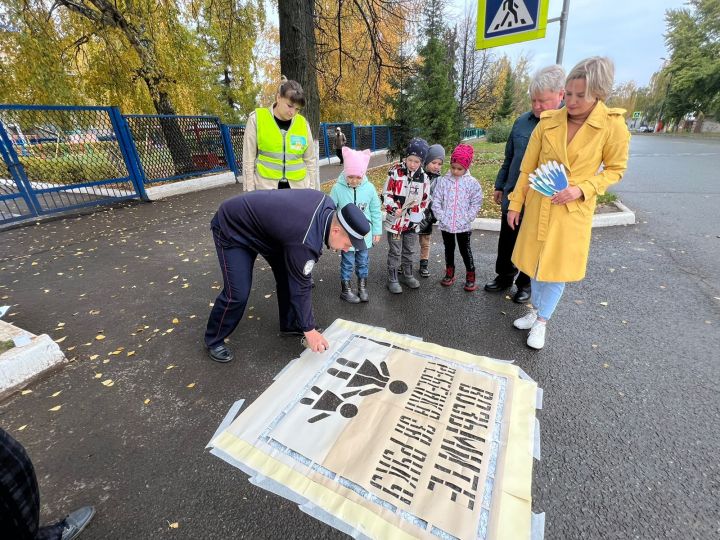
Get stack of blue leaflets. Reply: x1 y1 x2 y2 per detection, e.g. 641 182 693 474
529 161 569 196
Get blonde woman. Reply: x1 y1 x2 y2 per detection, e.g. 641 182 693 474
507 57 631 349
242 77 318 190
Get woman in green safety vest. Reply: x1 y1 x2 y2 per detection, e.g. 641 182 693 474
242 77 318 191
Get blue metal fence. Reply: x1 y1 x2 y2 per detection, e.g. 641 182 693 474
0 102 436 226
0 104 145 225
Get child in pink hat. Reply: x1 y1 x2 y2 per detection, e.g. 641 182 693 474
432 143 483 291
330 147 382 303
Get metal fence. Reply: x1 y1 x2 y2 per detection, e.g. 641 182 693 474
0 105 144 225
1 102 480 226
462 127 486 140
318 123 392 160
225 124 244 173
123 114 231 183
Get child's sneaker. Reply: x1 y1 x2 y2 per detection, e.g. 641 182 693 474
440 266 455 286
419 259 430 278
513 310 537 329
463 271 477 292
527 320 546 350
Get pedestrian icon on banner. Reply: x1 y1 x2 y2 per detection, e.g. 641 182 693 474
488 0 535 34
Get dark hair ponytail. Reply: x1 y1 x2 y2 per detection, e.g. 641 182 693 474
277 76 306 108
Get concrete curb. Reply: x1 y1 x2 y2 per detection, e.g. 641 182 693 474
471 200 635 231
0 321 66 399
145 171 239 201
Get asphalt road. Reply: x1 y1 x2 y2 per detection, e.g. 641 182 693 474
0 135 717 539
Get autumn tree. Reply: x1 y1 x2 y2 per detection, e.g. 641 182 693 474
313 0 416 125
496 66 515 119
410 0 461 150
455 3 506 127
663 0 720 121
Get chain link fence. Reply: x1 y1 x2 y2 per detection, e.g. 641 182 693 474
0 106 138 224
124 115 229 183
0 102 407 226
226 125 244 173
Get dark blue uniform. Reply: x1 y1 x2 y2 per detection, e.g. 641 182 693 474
205 189 335 348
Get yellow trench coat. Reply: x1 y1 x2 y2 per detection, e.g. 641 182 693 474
508 101 630 282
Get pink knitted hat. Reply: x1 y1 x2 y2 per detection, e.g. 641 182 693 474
342 147 372 177
451 144 474 171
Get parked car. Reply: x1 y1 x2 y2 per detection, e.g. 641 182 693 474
638 125 653 133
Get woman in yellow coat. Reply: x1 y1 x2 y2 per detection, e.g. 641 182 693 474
507 57 631 350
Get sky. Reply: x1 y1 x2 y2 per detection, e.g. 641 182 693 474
449 0 689 86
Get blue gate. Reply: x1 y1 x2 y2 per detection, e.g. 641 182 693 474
0 105 144 226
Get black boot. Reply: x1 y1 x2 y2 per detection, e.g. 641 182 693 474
419 259 430 277
358 277 369 302
441 266 455 286
340 280 360 303
387 267 402 294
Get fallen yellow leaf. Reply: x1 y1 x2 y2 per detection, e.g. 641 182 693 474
49 405 61 412
172 318 180 324
51 391 62 397
17 425 27 431
54 336 67 343
89 354 99 360
166 364 176 370
21 390 32 395
127 351 136 357
144 398 151 405
599 302 608 306
101 379 114 387
95 334 106 341
186 383 196 388
57 322 65 327
169 522 179 529
94 373 102 379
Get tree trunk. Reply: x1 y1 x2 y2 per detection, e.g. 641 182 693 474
278 0 320 139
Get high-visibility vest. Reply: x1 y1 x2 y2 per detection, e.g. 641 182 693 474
255 108 309 181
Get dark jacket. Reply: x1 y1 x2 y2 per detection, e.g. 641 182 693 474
495 111 540 213
418 170 440 235
211 189 334 331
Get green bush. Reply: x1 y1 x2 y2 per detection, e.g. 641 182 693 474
486 120 513 143
19 151 126 184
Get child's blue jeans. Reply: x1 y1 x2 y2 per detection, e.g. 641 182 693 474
341 249 369 280
531 279 566 320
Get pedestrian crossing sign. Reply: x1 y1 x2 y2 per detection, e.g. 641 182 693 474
476 0 550 50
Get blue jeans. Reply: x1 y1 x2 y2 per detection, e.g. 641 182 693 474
531 279 566 320
341 249 369 280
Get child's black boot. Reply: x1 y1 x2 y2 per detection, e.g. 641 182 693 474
340 280 361 303
441 266 455 286
419 259 430 278
464 270 478 292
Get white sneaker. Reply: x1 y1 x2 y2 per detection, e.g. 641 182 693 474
513 310 538 330
527 321 546 350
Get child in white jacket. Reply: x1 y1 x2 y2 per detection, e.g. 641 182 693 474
433 144 483 291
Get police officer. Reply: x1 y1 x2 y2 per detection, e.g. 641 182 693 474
204 189 370 362
242 77 318 191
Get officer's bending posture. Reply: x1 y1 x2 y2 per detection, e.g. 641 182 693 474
204 189 370 362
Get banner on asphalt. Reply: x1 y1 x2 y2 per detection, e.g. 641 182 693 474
209 319 543 539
